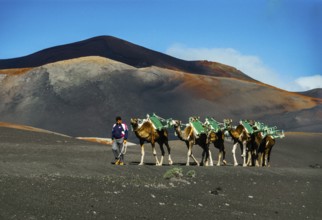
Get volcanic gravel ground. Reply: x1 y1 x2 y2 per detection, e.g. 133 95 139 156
0 127 321 219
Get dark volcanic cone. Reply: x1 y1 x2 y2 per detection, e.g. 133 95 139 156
0 36 251 81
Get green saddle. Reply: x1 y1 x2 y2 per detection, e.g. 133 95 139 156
205 117 221 133
240 120 255 134
266 126 285 139
189 117 206 136
147 113 171 131
254 121 285 139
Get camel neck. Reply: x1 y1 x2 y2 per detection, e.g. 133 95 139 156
174 127 185 141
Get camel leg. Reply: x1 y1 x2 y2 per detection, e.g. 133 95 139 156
242 141 247 167
246 151 252 166
232 142 239 166
264 153 269 167
201 148 210 166
259 153 264 167
151 143 160 166
190 153 199 166
203 148 210 167
263 148 268 167
267 146 273 167
255 152 261 167
139 144 145 165
217 150 222 166
158 143 165 166
165 141 173 165
187 142 199 166
223 149 227 165
186 143 191 166
209 149 214 166
201 150 205 166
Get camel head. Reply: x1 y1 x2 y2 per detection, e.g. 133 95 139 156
223 119 233 129
130 118 140 131
170 120 182 128
170 120 183 137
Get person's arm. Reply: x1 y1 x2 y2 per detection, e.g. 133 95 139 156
123 124 129 140
111 124 116 140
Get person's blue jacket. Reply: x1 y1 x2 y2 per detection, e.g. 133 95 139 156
112 123 128 140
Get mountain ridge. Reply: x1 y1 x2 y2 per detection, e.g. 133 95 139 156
0 56 321 137
299 88 322 99
0 35 252 81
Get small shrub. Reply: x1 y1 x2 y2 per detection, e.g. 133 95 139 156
163 167 183 179
186 170 196 178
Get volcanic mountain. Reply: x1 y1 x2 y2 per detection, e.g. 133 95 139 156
0 36 321 137
0 36 251 81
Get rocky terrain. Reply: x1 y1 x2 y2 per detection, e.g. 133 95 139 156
0 126 321 219
0 55 321 137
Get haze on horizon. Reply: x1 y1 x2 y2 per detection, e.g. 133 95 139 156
0 0 321 91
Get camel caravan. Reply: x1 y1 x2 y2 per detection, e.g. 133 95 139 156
130 113 285 167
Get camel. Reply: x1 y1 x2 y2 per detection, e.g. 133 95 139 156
250 122 279 167
245 121 282 167
171 119 212 166
223 119 251 167
204 117 226 166
249 131 276 167
238 119 263 166
256 134 275 167
130 118 173 166
207 129 226 166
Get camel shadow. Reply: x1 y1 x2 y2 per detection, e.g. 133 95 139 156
129 161 200 166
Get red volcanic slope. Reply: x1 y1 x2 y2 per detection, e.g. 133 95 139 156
0 36 251 81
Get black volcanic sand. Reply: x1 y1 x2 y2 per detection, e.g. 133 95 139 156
0 127 321 219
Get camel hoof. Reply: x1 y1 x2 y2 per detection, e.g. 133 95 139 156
216 163 221 166
168 160 173 165
185 163 190 166
234 163 238 166
223 160 227 165
138 163 144 166
156 163 162 166
243 164 247 167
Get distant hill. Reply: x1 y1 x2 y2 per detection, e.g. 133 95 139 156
0 56 321 137
0 36 251 81
299 88 322 99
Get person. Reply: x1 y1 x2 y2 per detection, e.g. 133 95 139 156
111 116 128 165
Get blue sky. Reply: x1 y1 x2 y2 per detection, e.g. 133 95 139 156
1 0 321 91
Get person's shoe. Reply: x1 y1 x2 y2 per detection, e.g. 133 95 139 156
115 159 120 165
119 162 124 165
